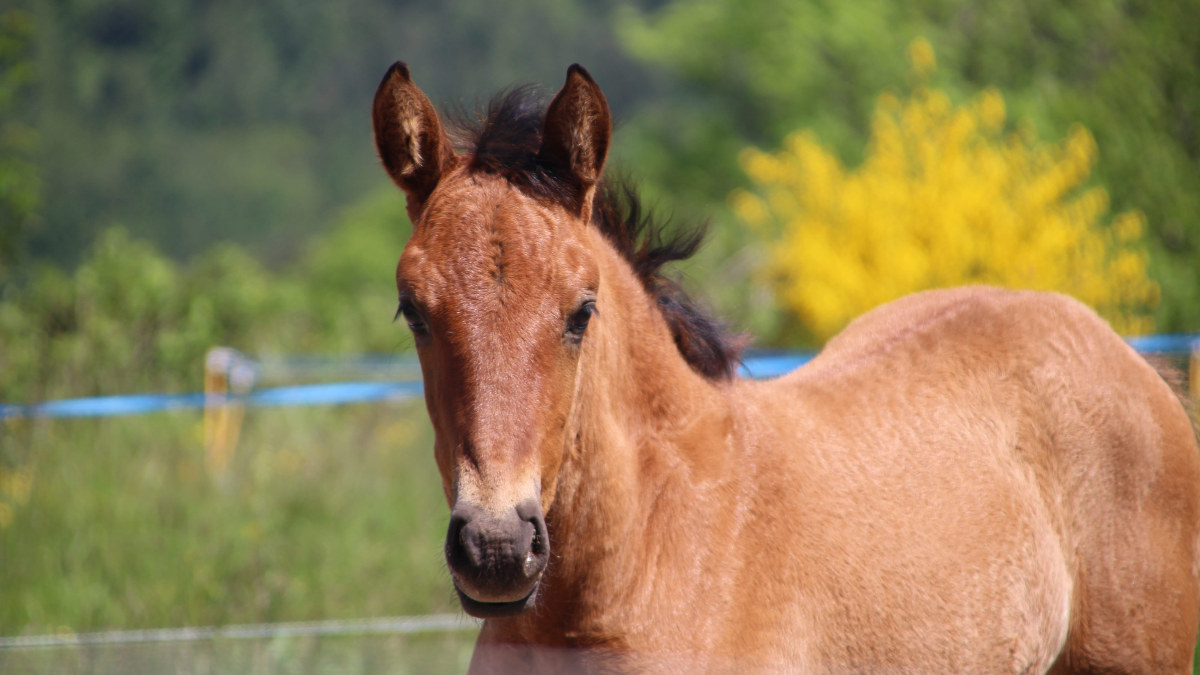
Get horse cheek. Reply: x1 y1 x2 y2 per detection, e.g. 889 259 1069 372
419 349 461 507
433 435 456 507
536 356 581 513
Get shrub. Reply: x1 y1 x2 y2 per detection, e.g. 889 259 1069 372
731 40 1159 342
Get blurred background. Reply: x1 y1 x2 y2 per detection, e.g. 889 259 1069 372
2 0 1198 671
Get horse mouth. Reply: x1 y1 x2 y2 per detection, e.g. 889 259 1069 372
454 580 540 618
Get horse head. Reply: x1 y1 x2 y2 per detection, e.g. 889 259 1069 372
372 62 611 618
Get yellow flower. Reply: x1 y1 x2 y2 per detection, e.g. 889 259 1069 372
976 89 1006 133
737 42 1158 341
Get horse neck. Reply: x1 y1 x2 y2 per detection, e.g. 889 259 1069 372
544 227 737 612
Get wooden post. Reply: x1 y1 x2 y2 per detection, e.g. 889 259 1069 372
204 348 254 475
1191 339 1199 407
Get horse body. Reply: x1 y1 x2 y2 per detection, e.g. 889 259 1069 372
476 261 1194 674
372 62 1200 673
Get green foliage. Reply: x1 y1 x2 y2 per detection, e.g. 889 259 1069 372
0 185 414 404
1 229 282 402
24 0 655 267
619 0 1200 336
616 0 970 341
298 186 413 354
618 0 935 214
0 7 39 277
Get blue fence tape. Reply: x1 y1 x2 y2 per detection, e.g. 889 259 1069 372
738 353 815 379
3 335 1196 421
1125 333 1200 354
0 381 427 421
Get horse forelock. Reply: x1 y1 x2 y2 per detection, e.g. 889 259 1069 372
447 86 746 380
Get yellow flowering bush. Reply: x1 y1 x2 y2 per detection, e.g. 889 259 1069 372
731 39 1159 342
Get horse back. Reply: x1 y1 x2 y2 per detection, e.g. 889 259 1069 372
739 286 1200 672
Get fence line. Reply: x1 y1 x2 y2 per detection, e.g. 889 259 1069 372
3 335 1198 421
0 353 816 421
0 614 480 651
0 381 426 421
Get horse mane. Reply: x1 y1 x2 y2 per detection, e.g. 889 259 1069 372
449 86 746 380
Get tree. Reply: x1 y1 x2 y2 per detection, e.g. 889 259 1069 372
23 0 657 267
0 8 38 280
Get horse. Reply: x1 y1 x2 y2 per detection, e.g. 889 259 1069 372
371 62 1200 673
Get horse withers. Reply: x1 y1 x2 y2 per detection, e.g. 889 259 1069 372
371 62 1200 673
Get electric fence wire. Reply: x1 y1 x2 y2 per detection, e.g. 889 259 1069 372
0 614 480 651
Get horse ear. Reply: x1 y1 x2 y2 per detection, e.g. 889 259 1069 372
372 62 456 220
538 64 612 218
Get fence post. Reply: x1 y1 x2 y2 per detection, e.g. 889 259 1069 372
1191 338 1199 406
204 348 255 475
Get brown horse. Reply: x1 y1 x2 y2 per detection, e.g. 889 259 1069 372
372 62 1200 673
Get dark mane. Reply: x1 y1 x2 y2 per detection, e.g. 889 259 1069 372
450 87 746 380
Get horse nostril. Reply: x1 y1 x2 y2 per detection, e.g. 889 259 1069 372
523 523 547 575
516 499 549 579
529 517 548 556
446 503 485 571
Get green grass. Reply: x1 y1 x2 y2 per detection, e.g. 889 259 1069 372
0 400 459 635
1 630 477 675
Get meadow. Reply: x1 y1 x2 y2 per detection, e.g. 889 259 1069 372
0 398 480 672
3 628 476 675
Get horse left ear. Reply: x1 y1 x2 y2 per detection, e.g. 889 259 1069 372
538 64 612 219
372 61 457 221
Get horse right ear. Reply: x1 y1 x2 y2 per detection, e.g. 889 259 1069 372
538 64 612 219
372 62 456 220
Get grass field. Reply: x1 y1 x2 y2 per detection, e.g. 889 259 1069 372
1 629 478 675
0 399 459 635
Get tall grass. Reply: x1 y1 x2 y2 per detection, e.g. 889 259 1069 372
1 630 477 675
1 399 459 635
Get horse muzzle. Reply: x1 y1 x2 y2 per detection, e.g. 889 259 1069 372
445 497 549 618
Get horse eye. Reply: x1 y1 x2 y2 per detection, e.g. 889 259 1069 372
565 300 596 341
395 299 428 335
